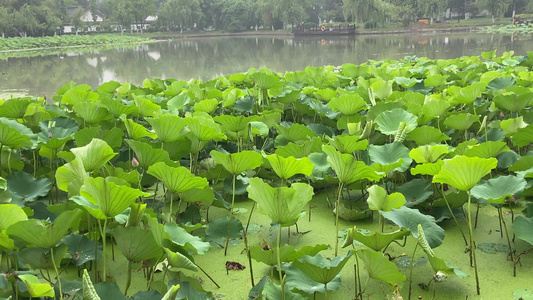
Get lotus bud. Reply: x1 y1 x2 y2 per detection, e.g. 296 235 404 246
132 157 139 168
48 132 53 138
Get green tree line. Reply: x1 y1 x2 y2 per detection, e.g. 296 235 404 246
1 0 533 37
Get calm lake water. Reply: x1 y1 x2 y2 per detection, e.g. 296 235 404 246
1 32 532 97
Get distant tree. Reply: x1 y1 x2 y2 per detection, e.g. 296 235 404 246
130 0 156 32
255 0 279 29
476 0 512 22
159 0 202 33
71 7 85 34
89 0 98 23
417 0 449 23
220 0 255 31
342 0 385 28
0 6 13 37
272 0 311 27
108 0 134 33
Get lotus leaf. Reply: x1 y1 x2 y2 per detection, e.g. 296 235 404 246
210 150 263 175
5 171 50 206
262 282 307 300
397 178 433 207
123 118 158 140
77 177 147 219
125 140 173 169
7 209 82 248
513 216 533 246
163 248 198 271
369 142 412 173
71 138 117 173
471 175 527 204
18 274 55 298
327 134 368 154
275 123 316 142
146 114 188 143
464 141 509 158
512 124 533 147
433 156 497 191
0 117 32 149
409 144 449 164
406 126 450 145
375 108 418 136
357 249 406 286
342 227 409 251
55 158 87 195
113 226 162 262
83 269 102 300
265 154 314 179
381 206 445 248
328 93 367 115
443 113 479 131
322 144 381 184
367 185 406 212
250 244 329 266
247 178 314 227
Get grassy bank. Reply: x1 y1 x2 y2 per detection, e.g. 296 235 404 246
0 34 151 52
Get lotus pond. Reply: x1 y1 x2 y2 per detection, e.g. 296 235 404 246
1 50 533 300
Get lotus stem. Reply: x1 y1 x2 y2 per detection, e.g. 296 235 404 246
169 193 174 224
244 202 256 286
499 207 514 262
124 260 133 296
408 242 419 300
467 190 480 295
324 282 328 300
50 246 62 300
277 224 286 300
440 185 468 245
195 263 220 288
224 174 236 256
335 182 344 256
97 219 108 282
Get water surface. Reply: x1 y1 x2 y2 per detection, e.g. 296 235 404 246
1 33 531 97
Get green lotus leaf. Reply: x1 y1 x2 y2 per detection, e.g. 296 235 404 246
369 142 412 173
251 71 283 90
62 234 102 266
133 95 161 117
357 249 406 286
0 203 27 230
513 216 533 246
509 156 533 172
367 185 406 212
422 98 451 119
214 115 255 134
409 144 449 164
7 209 82 248
125 139 173 169
322 144 381 184
250 244 328 266
471 175 527 204
371 78 393 99
167 94 191 110
406 126 450 146
113 226 162 262
0 98 32 118
315 88 338 101
74 127 124 149
247 178 314 227
464 141 509 158
275 123 316 142
494 92 531 113
147 162 207 194
292 251 352 285
500 117 527 137
448 82 486 105
262 282 307 300
328 93 367 115
327 135 368 154
275 138 323 158
73 101 111 124
433 156 497 191
18 274 55 298
6 171 51 206
164 223 210 254
512 124 533 147
194 98 219 114
100 96 138 118
443 113 479 131
0 149 24 174
55 158 87 195
417 225 468 278
342 227 409 251
375 108 418 135
249 121 269 138
146 114 188 143
381 206 445 248
397 178 433 207
265 154 314 179
450 139 479 156
285 267 341 295
424 74 448 89
210 150 263 175
71 138 117 173
486 76 516 91
62 87 99 105
185 116 226 141
163 248 198 271
0 117 32 149
83 269 101 300
77 177 147 219
411 160 444 176
178 187 214 205
123 118 157 140
18 244 68 270
394 76 421 88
